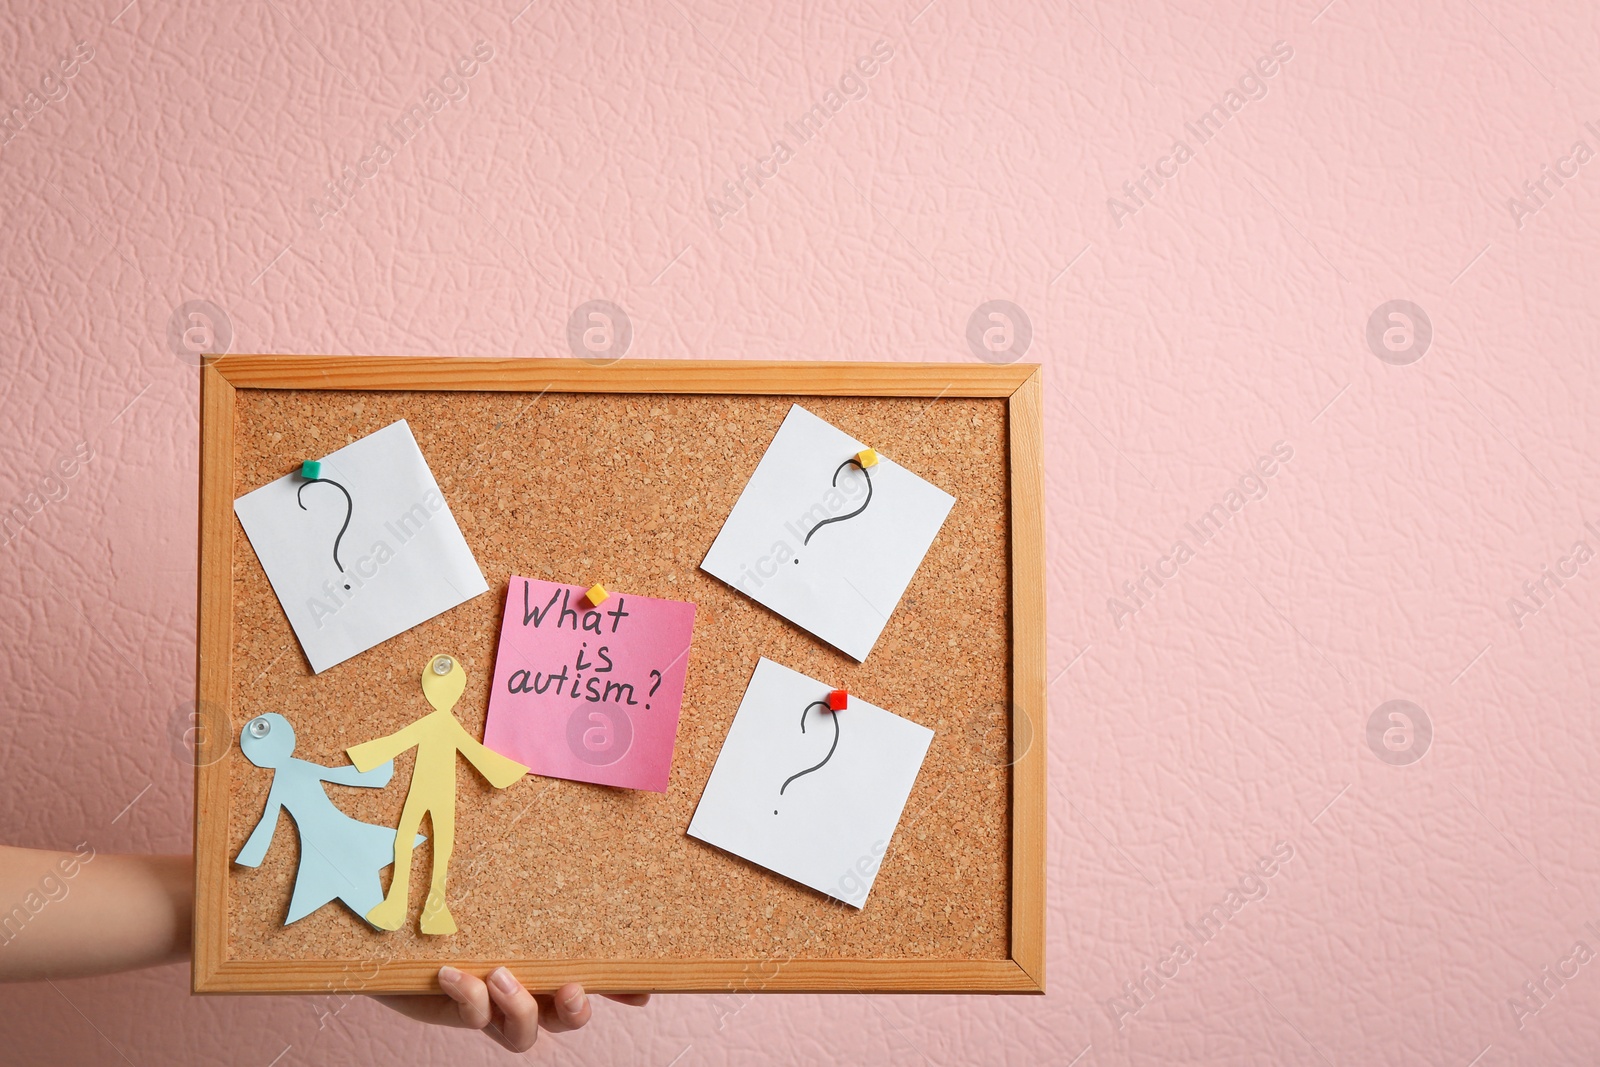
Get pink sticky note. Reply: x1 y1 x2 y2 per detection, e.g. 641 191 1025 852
483 577 697 792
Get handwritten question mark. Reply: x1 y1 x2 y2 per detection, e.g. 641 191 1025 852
775 699 840 812
801 458 874 547
297 476 354 590
647 669 662 710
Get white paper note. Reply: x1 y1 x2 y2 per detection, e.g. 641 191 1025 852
233 419 488 673
687 657 934 908
700 405 956 661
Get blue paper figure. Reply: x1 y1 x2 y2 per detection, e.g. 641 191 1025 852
234 712 424 926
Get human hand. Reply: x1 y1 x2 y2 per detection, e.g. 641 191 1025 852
374 967 651 1053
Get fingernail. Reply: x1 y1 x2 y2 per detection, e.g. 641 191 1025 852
438 966 465 999
489 967 519 996
563 989 588 1014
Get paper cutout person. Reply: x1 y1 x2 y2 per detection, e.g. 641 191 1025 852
234 712 425 926
348 654 529 935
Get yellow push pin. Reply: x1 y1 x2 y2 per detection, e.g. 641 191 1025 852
584 583 609 608
856 448 878 468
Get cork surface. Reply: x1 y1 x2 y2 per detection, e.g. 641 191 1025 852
226 389 1012 963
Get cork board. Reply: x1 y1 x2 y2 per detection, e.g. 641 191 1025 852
194 357 1045 995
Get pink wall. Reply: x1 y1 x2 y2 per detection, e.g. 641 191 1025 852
3 0 1598 1062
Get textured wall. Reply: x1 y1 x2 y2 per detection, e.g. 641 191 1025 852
2 0 1597 1063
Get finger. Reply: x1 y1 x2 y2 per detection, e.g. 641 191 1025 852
530 994 580 1035
546 982 593 1032
437 966 494 1029
601 993 652 1008
485 968 542 1052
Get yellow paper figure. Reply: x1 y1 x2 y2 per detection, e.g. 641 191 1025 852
348 653 528 935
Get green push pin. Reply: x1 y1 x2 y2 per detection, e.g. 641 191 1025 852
301 460 321 479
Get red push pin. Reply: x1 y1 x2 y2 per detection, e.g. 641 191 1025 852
827 689 849 712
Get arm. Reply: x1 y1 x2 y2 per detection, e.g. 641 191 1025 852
451 718 529 789
0 847 191 982
318 760 394 789
347 718 426 772
0 847 646 1047
234 778 283 868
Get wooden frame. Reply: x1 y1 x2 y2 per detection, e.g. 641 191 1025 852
195 357 1045 995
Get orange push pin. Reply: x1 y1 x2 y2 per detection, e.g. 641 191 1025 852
827 689 849 711
855 448 878 468
583 583 609 608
